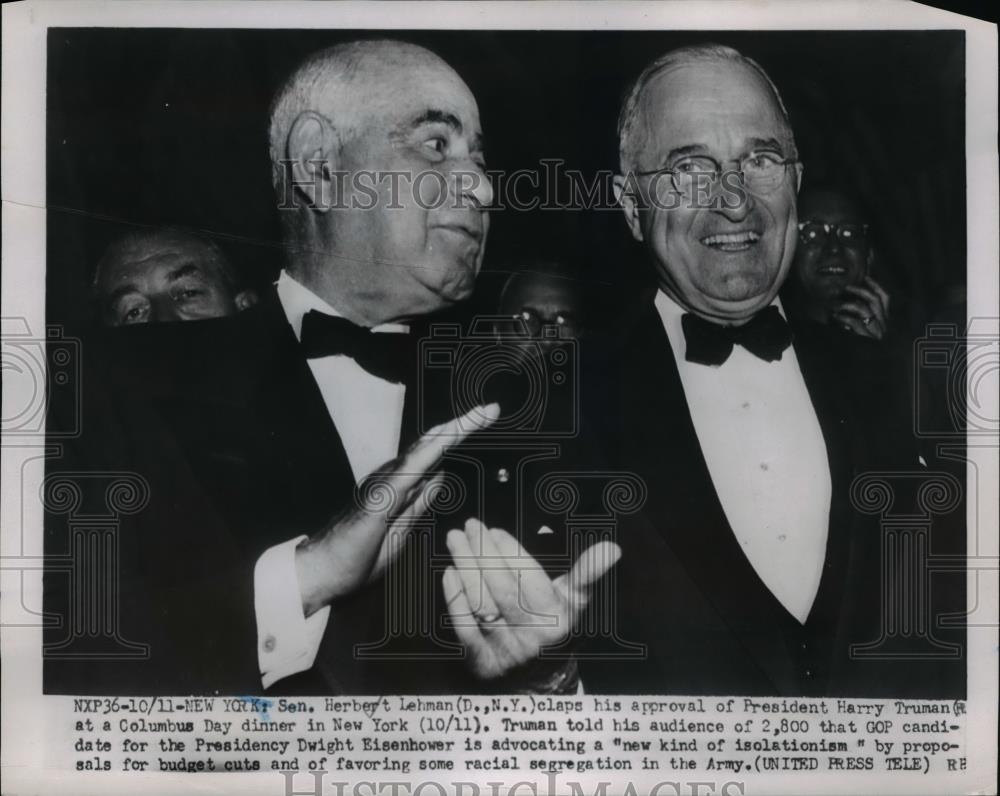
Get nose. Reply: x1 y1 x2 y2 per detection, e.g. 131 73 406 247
822 230 841 255
148 295 181 323
712 172 755 222
451 159 494 210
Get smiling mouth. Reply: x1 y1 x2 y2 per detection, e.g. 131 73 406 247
700 230 761 252
818 264 848 276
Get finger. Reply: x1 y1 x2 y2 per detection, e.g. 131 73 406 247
837 297 886 331
554 541 622 609
442 566 489 647
832 311 879 339
361 403 500 516
835 297 877 319
864 276 891 311
375 472 445 571
466 518 522 622
489 527 563 634
833 301 886 331
489 526 558 610
841 285 885 320
446 526 502 623
413 402 501 458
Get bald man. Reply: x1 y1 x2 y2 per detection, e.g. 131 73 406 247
94 229 257 326
46 40 615 696
584 44 961 698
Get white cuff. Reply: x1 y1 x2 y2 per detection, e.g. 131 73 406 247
255 535 330 689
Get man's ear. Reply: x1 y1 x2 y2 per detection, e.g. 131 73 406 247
234 289 258 312
613 174 644 243
286 111 339 212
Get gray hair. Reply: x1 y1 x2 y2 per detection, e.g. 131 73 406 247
267 39 439 197
617 44 797 173
93 228 238 291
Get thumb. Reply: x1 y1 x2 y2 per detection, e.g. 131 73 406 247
555 541 621 602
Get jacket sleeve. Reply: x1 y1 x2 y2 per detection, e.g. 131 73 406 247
43 335 263 695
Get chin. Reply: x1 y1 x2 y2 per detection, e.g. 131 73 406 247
710 271 773 300
700 287 779 322
433 265 477 304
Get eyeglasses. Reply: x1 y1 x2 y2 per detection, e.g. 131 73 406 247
510 309 581 338
634 151 798 198
797 221 869 247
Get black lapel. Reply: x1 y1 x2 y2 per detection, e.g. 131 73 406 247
788 321 877 680
608 301 805 693
242 289 357 535
247 290 386 695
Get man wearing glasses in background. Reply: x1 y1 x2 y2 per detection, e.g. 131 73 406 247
580 44 962 698
785 185 892 341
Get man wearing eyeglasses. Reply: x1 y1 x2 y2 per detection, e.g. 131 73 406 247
786 186 891 340
586 44 962 698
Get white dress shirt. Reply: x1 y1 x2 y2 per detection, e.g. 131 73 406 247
255 270 407 687
654 291 832 624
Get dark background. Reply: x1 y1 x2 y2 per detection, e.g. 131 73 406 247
47 29 965 329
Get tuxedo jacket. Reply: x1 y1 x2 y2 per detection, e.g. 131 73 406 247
43 290 589 695
575 302 965 699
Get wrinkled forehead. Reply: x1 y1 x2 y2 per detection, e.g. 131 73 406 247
340 56 481 134
100 237 223 285
638 60 791 157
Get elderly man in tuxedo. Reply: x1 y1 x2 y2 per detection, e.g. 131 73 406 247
45 40 616 695
587 44 963 698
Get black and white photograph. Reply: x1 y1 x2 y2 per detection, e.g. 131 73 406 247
2 2 997 795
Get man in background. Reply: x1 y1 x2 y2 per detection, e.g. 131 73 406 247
495 260 587 345
784 185 892 340
93 228 257 326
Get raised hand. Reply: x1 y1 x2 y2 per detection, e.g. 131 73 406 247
443 518 621 682
833 276 891 340
295 403 500 616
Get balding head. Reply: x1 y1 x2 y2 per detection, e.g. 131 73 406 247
267 39 493 327
618 44 797 174
612 45 803 322
268 40 468 200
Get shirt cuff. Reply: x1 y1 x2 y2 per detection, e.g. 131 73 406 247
255 535 331 689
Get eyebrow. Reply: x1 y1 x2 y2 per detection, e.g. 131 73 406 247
746 136 786 152
664 144 709 163
166 263 203 283
663 137 789 166
398 110 484 153
408 110 463 134
106 284 142 308
104 263 204 308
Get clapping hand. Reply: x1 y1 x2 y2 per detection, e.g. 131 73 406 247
295 404 500 616
443 517 621 684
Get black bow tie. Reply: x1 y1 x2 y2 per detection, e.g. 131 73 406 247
299 310 413 384
681 306 793 366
